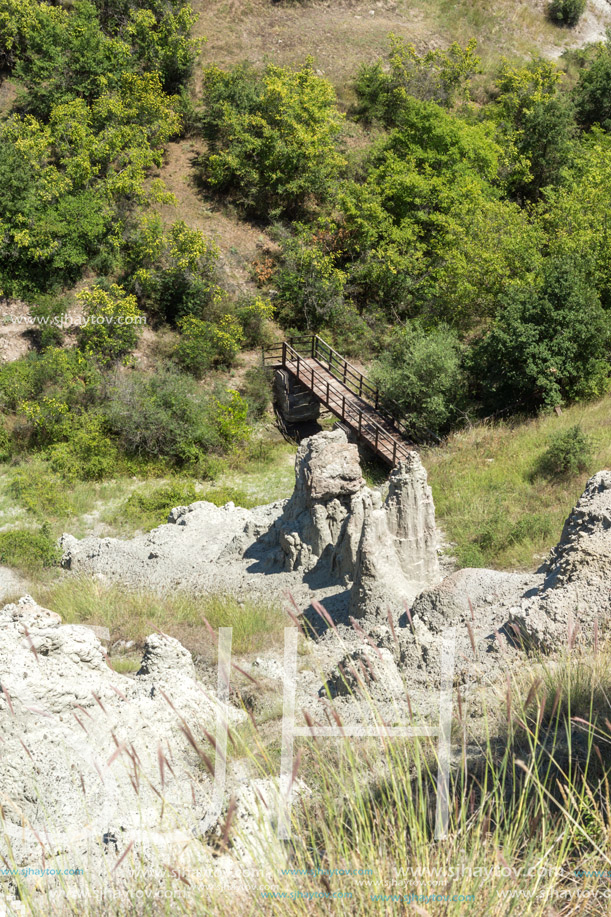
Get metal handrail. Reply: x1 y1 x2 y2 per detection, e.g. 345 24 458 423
311 336 378 402
309 335 420 444
282 342 411 464
262 334 422 458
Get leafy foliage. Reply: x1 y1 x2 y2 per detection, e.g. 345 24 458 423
275 97 540 329
490 58 576 200
124 215 222 324
174 313 244 376
372 322 466 440
0 77 180 296
78 284 144 362
535 426 593 479
355 36 481 124
547 0 587 27
573 33 611 130
198 61 345 217
47 413 118 480
103 368 250 468
0 526 60 571
470 256 611 413
541 135 611 310
0 0 183 297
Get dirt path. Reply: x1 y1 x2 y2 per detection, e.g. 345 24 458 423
156 140 273 298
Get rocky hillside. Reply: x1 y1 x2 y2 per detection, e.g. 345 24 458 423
2 430 611 912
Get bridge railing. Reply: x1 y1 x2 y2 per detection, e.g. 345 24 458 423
311 336 379 404
281 341 411 466
262 334 428 457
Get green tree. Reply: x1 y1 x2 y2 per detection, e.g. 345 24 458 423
372 322 466 440
274 229 347 330
124 215 222 323
285 99 540 328
355 36 481 125
574 32 611 130
470 256 611 414
490 58 576 200
13 0 132 118
548 0 587 27
540 134 611 309
174 313 244 377
78 284 144 362
199 61 345 218
124 3 200 92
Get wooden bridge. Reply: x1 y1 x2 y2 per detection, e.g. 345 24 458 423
262 335 414 467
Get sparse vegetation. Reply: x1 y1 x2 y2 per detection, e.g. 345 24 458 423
424 395 611 569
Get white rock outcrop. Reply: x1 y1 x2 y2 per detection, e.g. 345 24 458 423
509 471 611 649
0 595 243 879
60 429 443 619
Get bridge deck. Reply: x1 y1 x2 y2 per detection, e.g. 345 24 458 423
263 336 414 467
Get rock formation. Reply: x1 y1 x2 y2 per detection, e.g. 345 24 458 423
0 595 243 882
509 471 611 650
350 453 440 618
60 429 443 618
3 447 611 906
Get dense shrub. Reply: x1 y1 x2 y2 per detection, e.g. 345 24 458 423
573 34 611 129
199 314 244 366
173 317 212 378
235 297 275 347
21 349 101 408
78 285 144 362
0 424 11 462
536 426 593 478
198 61 345 218
213 390 251 450
548 0 587 27
103 369 251 467
470 256 611 414
46 413 118 480
274 234 347 330
29 295 69 350
124 216 222 325
174 314 244 377
355 36 480 124
372 322 466 440
0 526 60 571
8 465 74 518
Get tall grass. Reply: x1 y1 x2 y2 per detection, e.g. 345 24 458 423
424 394 611 570
35 577 287 655
4 619 611 915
